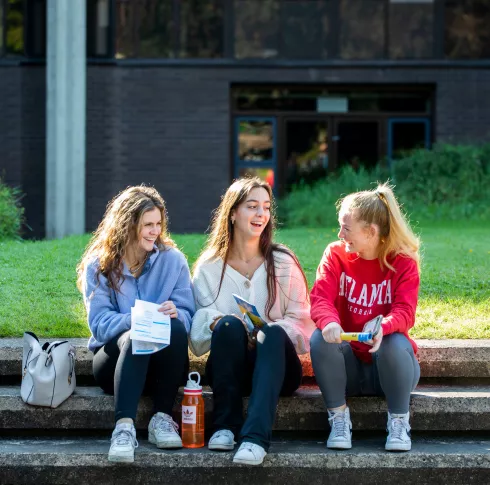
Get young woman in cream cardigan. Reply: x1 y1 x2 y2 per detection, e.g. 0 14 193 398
190 177 315 466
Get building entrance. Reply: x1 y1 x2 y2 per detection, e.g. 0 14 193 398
232 85 433 195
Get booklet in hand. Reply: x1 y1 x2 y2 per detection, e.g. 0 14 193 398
340 315 383 343
232 294 267 334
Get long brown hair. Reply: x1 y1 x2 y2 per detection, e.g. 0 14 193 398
77 185 176 293
195 177 308 317
337 182 420 272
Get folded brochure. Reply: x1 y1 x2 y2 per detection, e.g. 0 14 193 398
232 293 267 334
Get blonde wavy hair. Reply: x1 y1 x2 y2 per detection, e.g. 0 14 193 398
76 185 175 292
337 182 420 273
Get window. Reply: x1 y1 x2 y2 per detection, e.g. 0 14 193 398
116 0 174 58
234 0 279 59
25 0 46 57
87 0 111 57
339 0 385 59
445 0 490 58
5 0 24 56
281 1 330 59
179 0 224 58
389 0 434 59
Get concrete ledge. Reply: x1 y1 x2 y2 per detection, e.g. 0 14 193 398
1 384 489 431
0 436 489 484
2 338 490 380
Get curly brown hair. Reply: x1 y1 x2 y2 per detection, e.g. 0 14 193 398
77 185 175 293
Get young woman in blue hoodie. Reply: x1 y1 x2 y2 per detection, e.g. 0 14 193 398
77 185 195 463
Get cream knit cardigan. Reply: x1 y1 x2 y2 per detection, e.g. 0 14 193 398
189 250 315 357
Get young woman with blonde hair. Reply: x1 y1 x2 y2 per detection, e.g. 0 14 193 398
190 177 315 466
310 183 420 452
77 186 194 463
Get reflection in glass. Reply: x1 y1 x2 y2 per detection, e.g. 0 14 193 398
445 0 490 59
340 0 385 59
238 168 275 189
285 121 328 191
238 121 274 162
87 0 111 57
336 121 379 170
0 3 3 55
180 0 224 58
6 0 24 56
391 122 428 159
116 0 174 58
234 0 279 59
389 0 434 59
281 0 329 59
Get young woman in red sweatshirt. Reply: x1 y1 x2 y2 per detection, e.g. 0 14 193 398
310 183 421 452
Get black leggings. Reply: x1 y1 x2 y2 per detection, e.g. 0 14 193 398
92 318 189 422
206 315 303 451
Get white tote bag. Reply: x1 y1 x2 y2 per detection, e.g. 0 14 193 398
21 332 76 408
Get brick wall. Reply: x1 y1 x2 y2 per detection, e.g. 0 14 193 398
1 64 490 238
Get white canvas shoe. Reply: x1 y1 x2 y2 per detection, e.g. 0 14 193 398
208 429 236 451
232 442 267 465
385 412 411 451
327 407 352 450
148 412 182 449
108 423 138 463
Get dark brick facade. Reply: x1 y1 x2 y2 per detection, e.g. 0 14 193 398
1 64 490 238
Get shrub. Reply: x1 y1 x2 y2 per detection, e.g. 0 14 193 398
0 179 24 241
280 144 490 227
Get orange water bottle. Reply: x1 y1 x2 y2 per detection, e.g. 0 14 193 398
181 371 204 448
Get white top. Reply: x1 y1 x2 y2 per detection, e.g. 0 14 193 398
189 250 315 357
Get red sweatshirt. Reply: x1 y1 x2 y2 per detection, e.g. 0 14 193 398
310 241 419 363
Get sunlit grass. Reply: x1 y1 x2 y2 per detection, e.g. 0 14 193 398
0 222 488 339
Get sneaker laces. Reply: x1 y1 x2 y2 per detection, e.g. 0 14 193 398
155 414 179 434
112 428 138 448
240 442 263 457
328 411 349 439
390 416 410 441
213 430 233 439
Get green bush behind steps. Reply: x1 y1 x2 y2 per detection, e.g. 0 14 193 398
281 144 490 227
0 179 24 241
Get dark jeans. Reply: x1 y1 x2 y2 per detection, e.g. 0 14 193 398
310 329 420 414
93 318 189 422
205 315 303 451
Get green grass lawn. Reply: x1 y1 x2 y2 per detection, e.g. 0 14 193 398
1 222 489 339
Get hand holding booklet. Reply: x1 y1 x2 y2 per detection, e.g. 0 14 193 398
232 294 267 334
130 299 171 355
340 315 383 343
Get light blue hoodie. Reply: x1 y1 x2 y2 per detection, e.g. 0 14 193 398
83 245 195 352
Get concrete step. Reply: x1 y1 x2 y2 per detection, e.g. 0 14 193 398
2 338 490 382
1 384 489 432
0 435 489 484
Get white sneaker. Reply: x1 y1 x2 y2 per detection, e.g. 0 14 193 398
327 407 352 449
208 429 236 451
232 442 267 465
386 412 411 451
108 423 138 463
148 412 182 449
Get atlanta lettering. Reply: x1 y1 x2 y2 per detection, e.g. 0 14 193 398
339 272 392 315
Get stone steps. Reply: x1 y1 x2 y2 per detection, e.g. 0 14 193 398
0 435 489 484
2 338 490 382
1 383 489 432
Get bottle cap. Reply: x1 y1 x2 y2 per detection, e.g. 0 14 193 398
184 371 202 394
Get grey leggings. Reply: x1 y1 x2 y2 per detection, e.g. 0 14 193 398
310 329 420 414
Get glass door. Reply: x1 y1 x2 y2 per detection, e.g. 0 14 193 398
234 117 277 190
283 119 330 193
387 118 431 165
333 119 380 171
